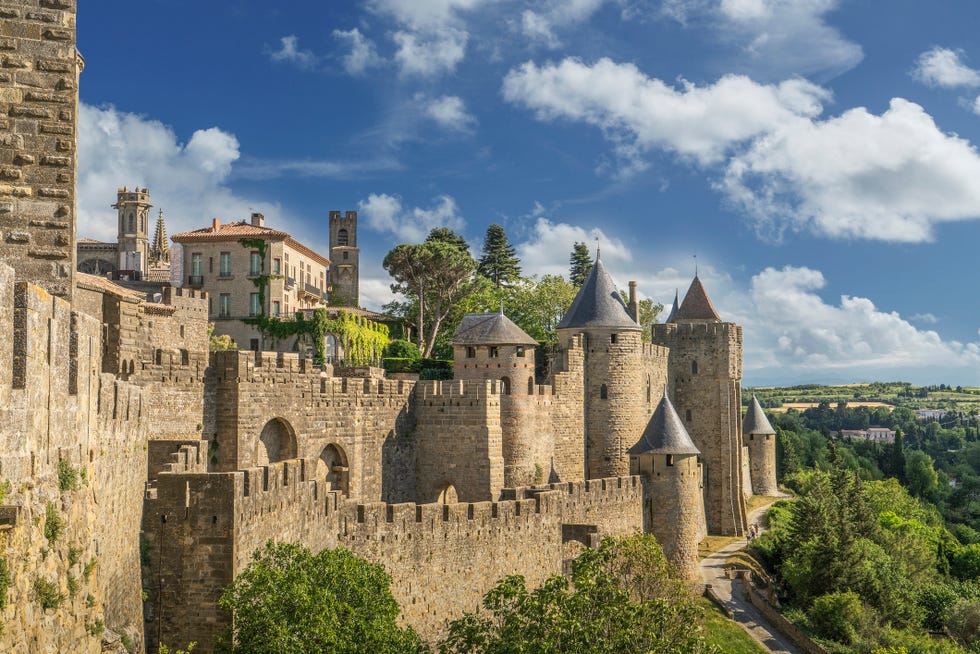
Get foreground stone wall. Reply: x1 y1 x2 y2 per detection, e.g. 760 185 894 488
143 463 643 653
0 0 81 301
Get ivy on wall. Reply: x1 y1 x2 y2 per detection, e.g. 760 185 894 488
239 238 388 365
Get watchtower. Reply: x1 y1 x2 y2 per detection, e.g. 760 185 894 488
744 395 778 495
557 253 645 480
113 187 152 276
329 210 359 306
651 275 747 536
629 392 703 580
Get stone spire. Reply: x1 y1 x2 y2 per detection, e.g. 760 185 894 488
674 275 721 322
743 395 776 436
557 254 639 330
150 208 169 263
665 289 679 323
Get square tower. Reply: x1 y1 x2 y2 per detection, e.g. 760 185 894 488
328 210 359 306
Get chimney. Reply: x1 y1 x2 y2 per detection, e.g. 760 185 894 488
628 281 640 324
211 218 220 231
251 212 265 227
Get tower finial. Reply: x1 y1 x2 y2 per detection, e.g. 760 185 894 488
694 254 698 277
499 300 504 315
595 237 600 261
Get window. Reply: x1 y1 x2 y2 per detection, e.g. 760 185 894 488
208 257 213 273
343 251 349 260
466 346 475 358
611 333 618 343
516 346 525 358
528 377 534 394
691 360 698 375
273 258 281 274
250 251 261 276
219 252 231 276
666 454 674 467
272 301 280 317
219 294 231 318
338 228 349 246
249 293 260 316
191 253 202 276
646 376 651 403
600 384 608 399
128 213 135 232
685 410 692 422
250 338 259 351
488 346 499 358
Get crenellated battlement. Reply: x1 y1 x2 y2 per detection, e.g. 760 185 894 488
652 321 742 339
642 342 671 358
414 378 504 404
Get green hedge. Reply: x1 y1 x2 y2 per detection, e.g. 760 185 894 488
383 357 420 373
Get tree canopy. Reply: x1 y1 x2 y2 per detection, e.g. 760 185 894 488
569 242 593 286
476 224 521 287
440 534 714 654
216 541 424 654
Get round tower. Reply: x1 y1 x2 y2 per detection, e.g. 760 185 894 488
651 274 747 536
113 186 152 276
629 392 703 580
557 252 644 480
451 311 544 487
744 395 778 495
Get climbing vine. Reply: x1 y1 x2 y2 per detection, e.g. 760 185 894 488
238 236 389 365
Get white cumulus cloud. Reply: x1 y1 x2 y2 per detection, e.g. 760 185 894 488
515 216 632 279
520 0 606 48
420 94 477 132
357 193 466 242
268 35 317 68
912 47 980 89
722 98 980 243
333 28 384 75
502 57 829 167
77 103 285 243
392 28 468 77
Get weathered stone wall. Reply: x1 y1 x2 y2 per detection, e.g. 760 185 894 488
652 321 747 536
746 433 778 495
548 334 585 482
0 0 81 301
500 388 554 487
143 462 643 653
413 379 504 502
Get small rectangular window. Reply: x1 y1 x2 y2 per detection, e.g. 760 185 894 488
219 294 231 318
249 292 260 316
273 258 281 274
272 301 280 317
466 347 476 358
250 338 259 351
489 346 499 358
610 333 618 344
516 346 525 358
250 251 261 276
219 252 231 276
208 257 213 273
190 253 203 276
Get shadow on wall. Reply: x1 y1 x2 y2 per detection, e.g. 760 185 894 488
256 418 297 466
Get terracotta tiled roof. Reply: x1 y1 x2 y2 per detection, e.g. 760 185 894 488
628 393 700 455
451 313 538 346
743 396 776 435
674 275 721 322
171 220 330 267
558 256 640 330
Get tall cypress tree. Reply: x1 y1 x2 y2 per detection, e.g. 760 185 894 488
477 224 521 287
569 242 593 286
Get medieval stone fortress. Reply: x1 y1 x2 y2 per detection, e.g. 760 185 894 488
0 2 778 652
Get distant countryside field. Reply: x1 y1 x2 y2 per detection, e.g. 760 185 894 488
744 382 980 414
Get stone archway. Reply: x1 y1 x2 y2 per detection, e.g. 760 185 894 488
316 444 350 496
255 418 297 467
437 484 458 504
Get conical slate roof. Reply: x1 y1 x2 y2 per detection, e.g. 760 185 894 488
743 395 776 435
628 393 701 455
665 289 679 323
451 312 538 346
557 256 640 330
674 275 721 322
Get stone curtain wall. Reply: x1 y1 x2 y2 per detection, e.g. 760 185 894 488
652 321 747 536
0 265 151 651
549 334 586 482
0 0 81 301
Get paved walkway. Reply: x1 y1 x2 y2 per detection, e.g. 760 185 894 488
700 499 801 654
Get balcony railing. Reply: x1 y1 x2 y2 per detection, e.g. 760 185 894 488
300 283 327 301
188 275 203 287
285 276 296 288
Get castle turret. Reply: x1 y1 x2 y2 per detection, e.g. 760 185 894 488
452 312 543 486
629 392 703 580
651 274 747 536
744 395 778 495
329 210 359 306
557 252 644 480
113 186 152 276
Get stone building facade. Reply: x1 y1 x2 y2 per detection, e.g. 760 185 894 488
0 3 778 652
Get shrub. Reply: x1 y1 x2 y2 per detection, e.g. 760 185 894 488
807 591 866 645
419 358 453 380
0 479 10 504
85 620 105 637
382 357 420 373
383 339 421 360
44 502 64 543
67 572 79 598
32 576 64 610
947 600 980 650
0 557 10 612
58 459 79 493
120 632 134 652
83 558 97 581
68 545 82 567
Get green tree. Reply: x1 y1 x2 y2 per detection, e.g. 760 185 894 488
440 534 713 654
476 224 521 288
904 450 939 501
383 230 477 358
208 323 236 351
569 242 593 286
216 542 424 654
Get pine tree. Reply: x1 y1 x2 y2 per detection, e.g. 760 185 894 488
569 242 593 286
477 224 521 287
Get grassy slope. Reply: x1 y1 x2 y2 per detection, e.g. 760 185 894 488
699 599 768 654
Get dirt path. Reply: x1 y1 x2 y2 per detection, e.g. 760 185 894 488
700 498 801 654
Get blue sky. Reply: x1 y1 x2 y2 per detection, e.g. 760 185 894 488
75 0 980 386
